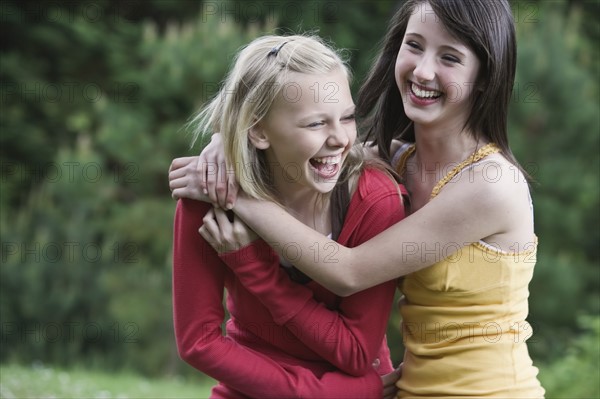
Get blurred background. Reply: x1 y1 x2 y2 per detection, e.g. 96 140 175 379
1 0 598 397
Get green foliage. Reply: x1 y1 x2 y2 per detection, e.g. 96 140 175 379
1 0 598 385
1 1 268 376
508 0 600 362
538 315 600 398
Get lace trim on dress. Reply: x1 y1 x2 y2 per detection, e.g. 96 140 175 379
394 143 501 196
430 143 501 198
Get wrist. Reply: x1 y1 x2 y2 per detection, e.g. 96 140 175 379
231 191 253 214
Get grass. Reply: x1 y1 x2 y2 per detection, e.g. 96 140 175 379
0 363 214 399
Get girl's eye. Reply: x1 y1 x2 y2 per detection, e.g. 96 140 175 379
307 121 325 128
342 113 355 121
405 41 422 50
442 55 461 64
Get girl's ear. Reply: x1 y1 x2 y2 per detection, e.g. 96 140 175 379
248 122 270 150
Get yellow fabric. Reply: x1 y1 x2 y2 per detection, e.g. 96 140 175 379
430 143 500 198
395 143 545 398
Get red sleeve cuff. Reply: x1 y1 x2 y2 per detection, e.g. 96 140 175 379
219 239 276 267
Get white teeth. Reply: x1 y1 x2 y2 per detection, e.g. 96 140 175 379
312 155 341 165
412 83 441 98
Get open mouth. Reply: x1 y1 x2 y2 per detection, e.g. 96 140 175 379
309 155 342 179
410 82 443 100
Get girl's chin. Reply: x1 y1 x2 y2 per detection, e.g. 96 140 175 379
311 179 339 194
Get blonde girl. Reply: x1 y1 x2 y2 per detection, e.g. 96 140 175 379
172 34 406 398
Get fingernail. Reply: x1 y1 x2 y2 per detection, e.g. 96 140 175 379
226 203 233 210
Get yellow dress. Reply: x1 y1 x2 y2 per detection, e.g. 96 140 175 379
395 144 545 398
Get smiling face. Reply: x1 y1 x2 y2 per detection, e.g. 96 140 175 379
395 2 480 131
250 68 356 197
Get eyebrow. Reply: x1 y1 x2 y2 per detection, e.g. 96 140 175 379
297 105 356 122
405 32 466 57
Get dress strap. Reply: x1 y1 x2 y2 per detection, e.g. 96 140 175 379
395 144 416 178
430 143 501 198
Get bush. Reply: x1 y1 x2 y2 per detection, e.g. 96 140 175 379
538 315 600 398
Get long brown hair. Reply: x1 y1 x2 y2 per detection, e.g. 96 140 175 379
358 0 524 176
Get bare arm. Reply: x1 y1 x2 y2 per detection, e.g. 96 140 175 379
233 161 521 296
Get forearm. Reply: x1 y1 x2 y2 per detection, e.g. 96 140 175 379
234 182 485 294
234 195 358 295
175 134 482 295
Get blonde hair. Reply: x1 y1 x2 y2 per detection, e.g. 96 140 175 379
190 34 364 202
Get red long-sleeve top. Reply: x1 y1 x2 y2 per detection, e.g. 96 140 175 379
173 168 406 398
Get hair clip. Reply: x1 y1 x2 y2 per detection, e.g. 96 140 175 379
267 41 289 58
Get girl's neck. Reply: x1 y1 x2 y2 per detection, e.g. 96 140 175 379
413 123 484 167
402 123 485 213
275 186 331 235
